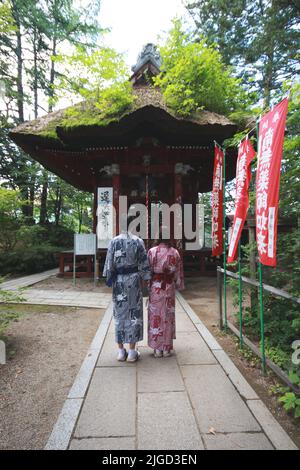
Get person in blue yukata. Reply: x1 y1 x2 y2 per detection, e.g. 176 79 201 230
103 215 151 362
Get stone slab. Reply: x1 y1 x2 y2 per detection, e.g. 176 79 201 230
194 322 223 351
89 308 112 351
182 365 261 433
68 310 112 397
176 293 201 325
74 367 136 438
247 399 298 450
203 432 273 450
69 437 135 450
1 268 58 290
137 349 185 393
45 398 83 450
213 350 258 400
175 312 197 332
138 391 204 450
175 332 217 365
97 334 137 367
68 348 101 399
176 293 222 350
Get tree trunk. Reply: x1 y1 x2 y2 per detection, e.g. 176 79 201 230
261 0 275 109
48 36 57 112
54 184 62 226
28 183 35 222
33 27 38 119
12 1 24 123
39 170 48 224
262 49 274 109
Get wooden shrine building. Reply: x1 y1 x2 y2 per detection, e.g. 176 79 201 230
9 44 238 276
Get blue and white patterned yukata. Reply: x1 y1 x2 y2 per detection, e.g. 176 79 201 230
103 232 151 344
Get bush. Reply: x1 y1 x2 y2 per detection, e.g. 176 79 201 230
0 243 61 275
16 223 74 248
155 19 249 117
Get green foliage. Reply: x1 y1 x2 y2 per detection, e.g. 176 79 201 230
154 19 249 117
16 224 74 248
264 338 290 369
0 306 20 341
0 213 74 275
185 0 300 107
52 46 134 132
0 244 60 275
0 0 17 35
0 277 24 340
279 392 300 419
0 188 24 251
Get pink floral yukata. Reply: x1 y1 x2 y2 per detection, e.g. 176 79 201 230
147 244 184 352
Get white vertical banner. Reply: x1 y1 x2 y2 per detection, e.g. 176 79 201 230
97 187 114 249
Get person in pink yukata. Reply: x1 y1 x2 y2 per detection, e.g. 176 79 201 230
147 229 184 358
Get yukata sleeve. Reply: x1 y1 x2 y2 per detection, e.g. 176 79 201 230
175 250 185 290
103 239 115 286
138 239 151 281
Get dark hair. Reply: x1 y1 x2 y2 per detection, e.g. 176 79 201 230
153 225 172 247
127 214 137 229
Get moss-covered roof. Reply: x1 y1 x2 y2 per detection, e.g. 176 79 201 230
10 86 235 149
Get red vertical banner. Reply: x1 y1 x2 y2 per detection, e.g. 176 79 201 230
211 145 224 256
228 138 256 263
256 97 289 267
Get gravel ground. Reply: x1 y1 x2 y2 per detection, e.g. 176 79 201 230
0 305 104 450
184 277 300 449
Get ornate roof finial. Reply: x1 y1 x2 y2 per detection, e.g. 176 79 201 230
132 43 161 74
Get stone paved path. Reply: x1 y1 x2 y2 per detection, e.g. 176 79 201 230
45 293 298 451
16 289 111 309
1 269 111 309
1 268 58 290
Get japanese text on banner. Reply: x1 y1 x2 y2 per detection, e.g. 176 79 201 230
256 98 288 266
212 145 224 256
228 138 256 263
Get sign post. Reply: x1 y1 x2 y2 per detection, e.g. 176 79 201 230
73 233 97 287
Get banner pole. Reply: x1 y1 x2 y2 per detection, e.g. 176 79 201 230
256 117 266 374
223 149 227 330
258 260 266 373
238 239 243 347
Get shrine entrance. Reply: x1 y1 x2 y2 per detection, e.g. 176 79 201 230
10 43 238 277
95 145 221 277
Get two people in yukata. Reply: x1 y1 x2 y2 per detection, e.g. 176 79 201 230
103 216 184 363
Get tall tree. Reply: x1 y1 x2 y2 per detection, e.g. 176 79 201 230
45 0 101 112
0 0 102 225
185 0 300 107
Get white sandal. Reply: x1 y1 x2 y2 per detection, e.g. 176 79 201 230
127 350 140 363
117 348 128 362
154 349 163 358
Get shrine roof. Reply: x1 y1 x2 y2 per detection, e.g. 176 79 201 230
9 85 236 151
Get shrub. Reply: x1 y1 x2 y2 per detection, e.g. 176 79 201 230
17 223 73 248
155 19 249 117
0 244 60 275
